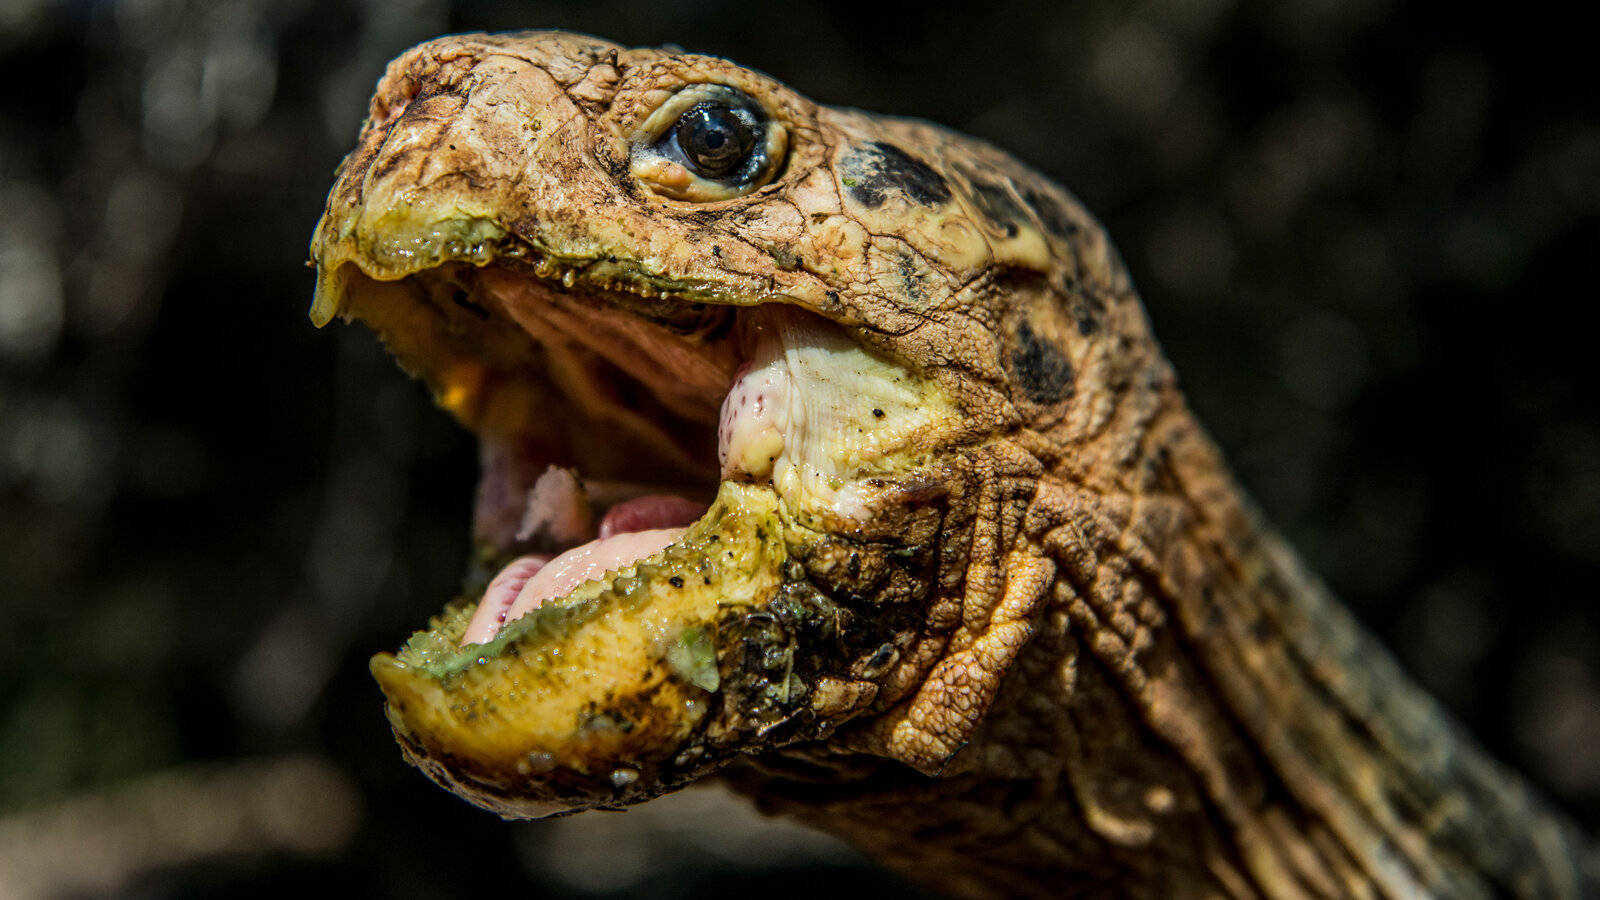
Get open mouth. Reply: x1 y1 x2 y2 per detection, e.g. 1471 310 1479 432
312 231 951 816
304 30 979 818
321 249 933 640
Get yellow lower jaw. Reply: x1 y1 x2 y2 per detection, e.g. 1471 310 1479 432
369 481 788 818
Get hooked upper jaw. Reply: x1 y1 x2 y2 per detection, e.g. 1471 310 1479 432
308 30 970 582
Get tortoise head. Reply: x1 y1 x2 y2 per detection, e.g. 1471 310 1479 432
310 30 1159 816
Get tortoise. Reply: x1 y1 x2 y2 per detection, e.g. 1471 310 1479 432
309 30 1590 898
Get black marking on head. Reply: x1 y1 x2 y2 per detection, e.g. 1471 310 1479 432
960 169 1028 238
1022 186 1080 241
841 142 952 208
1073 304 1099 335
1013 319 1075 403
1079 290 1108 330
1052 272 1105 336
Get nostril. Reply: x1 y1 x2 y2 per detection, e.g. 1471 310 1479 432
371 75 422 129
371 48 472 131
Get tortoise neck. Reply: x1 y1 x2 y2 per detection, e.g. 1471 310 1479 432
737 415 1588 898
1114 415 1588 898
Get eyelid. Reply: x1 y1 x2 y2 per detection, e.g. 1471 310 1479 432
629 84 788 202
632 84 758 147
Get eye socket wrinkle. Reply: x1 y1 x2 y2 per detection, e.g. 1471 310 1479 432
629 83 787 202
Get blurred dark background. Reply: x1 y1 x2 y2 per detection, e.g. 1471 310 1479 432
1 0 1596 896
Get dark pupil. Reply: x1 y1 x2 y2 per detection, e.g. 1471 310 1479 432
676 103 756 179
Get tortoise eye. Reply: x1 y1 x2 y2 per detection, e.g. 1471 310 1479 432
674 102 759 179
630 84 787 202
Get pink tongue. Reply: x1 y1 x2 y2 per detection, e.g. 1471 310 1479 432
461 495 708 646
598 494 706 538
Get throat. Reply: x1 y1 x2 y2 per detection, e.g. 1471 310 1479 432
731 425 1589 899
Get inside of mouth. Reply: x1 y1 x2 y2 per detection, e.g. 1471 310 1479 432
333 251 936 660
337 260 784 648
458 468 710 645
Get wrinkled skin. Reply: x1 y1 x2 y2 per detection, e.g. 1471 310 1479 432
311 32 1592 899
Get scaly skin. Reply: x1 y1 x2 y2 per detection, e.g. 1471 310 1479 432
310 31 1592 898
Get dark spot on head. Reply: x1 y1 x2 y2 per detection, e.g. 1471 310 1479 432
1074 308 1098 336
960 169 1029 238
872 408 885 418
1073 290 1107 336
841 142 952 208
1022 186 1080 241
1052 272 1105 335
1013 319 1075 403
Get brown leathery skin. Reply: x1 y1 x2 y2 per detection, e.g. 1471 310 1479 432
310 31 1592 898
